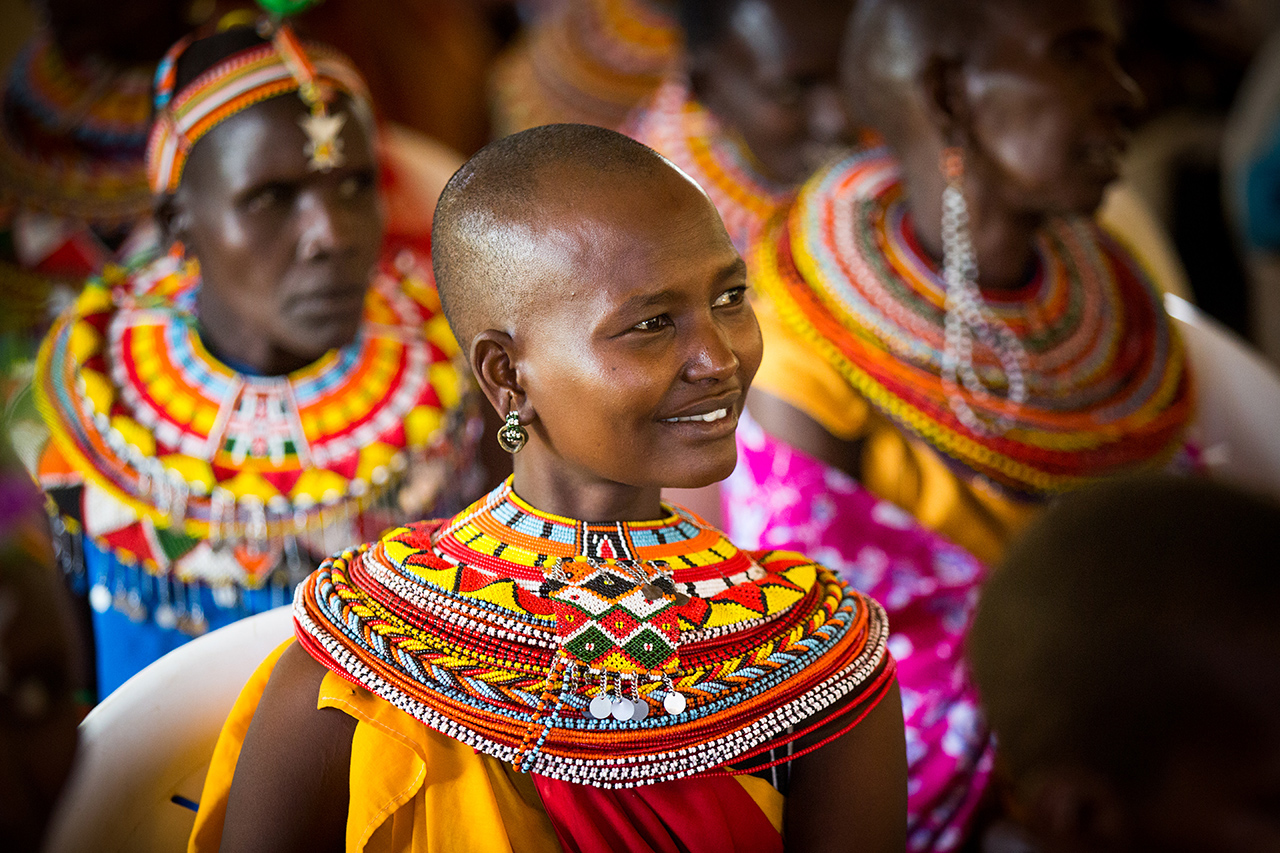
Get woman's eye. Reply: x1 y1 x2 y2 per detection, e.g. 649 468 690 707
632 315 671 332
713 286 747 308
244 184 290 214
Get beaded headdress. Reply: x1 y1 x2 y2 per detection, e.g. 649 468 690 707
145 21 369 195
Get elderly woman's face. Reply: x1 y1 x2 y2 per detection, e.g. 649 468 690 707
174 94 385 370
962 0 1141 217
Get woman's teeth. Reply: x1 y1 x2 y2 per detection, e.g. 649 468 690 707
663 408 729 424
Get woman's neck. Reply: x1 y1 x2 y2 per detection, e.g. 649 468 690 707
195 288 312 377
511 453 666 523
900 149 1043 293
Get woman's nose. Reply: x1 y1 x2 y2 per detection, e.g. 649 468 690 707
684 316 740 383
296 191 352 261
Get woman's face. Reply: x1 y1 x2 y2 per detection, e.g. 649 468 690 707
691 0 855 185
513 166 762 497
961 0 1141 217
172 93 384 371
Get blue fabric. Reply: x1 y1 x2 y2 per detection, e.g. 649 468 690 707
82 537 293 699
1243 117 1280 251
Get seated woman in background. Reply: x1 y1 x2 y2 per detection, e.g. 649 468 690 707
734 0 1195 567
628 0 857 256
969 475 1280 852
189 123 907 853
33 20 482 699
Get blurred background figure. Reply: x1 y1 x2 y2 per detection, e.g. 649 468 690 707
969 475 1280 853
628 0 856 254
0 0 201 345
489 0 680 136
740 0 1194 569
0 436 83 853
0 0 208 474
728 2 1202 844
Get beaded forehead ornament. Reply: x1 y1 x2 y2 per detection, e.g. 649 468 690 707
145 21 370 195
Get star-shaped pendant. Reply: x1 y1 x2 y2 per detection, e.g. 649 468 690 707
299 110 347 172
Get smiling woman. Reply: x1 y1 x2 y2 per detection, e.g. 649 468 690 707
188 125 909 853
33 20 481 699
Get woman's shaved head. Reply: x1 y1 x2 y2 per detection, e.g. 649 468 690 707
431 124 678 349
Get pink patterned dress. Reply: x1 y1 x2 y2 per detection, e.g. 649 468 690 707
723 413 994 852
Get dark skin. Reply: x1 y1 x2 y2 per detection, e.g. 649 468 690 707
689 0 856 185
160 94 385 377
753 0 1143 480
221 165 907 851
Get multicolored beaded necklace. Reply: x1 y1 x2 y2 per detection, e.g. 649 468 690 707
295 479 895 788
628 80 795 255
34 248 475 590
489 0 680 135
0 30 153 227
1 30 160 335
752 148 1195 496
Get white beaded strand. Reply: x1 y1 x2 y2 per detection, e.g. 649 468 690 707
939 148 1028 435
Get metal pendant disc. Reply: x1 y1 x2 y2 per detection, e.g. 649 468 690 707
630 699 650 722
89 583 113 614
154 604 179 630
663 691 687 715
611 697 635 721
589 695 614 719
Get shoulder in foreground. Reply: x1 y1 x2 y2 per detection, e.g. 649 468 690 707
217 643 355 853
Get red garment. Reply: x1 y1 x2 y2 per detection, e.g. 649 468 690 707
535 773 782 853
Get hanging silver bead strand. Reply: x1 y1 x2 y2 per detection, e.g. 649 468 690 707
939 147 1027 435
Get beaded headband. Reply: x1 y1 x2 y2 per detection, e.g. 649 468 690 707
145 22 370 195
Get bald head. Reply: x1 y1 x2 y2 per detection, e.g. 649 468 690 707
432 124 686 349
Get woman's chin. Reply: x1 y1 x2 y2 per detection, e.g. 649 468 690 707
660 452 737 491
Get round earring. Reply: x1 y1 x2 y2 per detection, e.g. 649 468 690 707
497 409 528 454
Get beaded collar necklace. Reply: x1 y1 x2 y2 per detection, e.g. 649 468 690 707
295 479 895 788
34 249 471 587
753 148 1194 496
0 30 153 227
629 79 794 255
490 0 680 134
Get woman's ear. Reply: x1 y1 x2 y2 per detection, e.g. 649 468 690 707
919 55 971 148
470 330 531 423
154 193 193 253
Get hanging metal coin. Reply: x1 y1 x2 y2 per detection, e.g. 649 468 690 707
589 694 614 719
